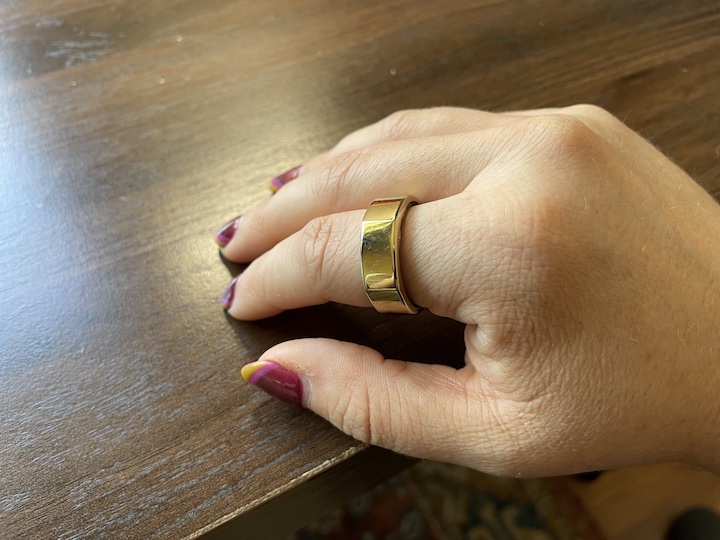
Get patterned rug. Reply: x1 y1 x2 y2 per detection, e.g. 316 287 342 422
289 461 605 539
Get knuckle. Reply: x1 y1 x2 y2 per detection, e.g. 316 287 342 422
562 104 630 146
329 369 404 451
377 109 423 142
248 203 273 240
519 113 603 164
315 149 366 207
333 382 374 444
300 215 340 290
563 103 617 125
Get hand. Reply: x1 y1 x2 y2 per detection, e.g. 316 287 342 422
216 106 720 476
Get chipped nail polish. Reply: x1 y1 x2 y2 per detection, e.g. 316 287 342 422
269 165 303 193
241 361 303 406
215 216 241 247
221 276 238 309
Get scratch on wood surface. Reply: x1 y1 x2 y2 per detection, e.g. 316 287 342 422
42 23 113 68
46 39 112 68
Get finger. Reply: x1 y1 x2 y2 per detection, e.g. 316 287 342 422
241 338 499 468
300 150 331 175
328 107 524 157
227 209 368 319
226 195 476 322
268 109 522 193
270 106 622 193
265 151 335 195
222 126 520 264
281 107 573 187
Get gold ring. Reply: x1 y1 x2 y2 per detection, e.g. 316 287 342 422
361 196 421 314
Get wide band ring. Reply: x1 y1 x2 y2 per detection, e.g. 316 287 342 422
361 196 421 314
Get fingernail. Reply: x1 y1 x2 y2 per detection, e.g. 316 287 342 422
215 216 241 247
241 361 304 406
269 165 303 193
221 276 238 309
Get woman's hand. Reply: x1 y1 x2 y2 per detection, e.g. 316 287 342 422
216 106 720 476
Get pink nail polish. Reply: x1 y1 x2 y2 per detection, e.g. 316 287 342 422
215 216 241 247
221 276 238 309
241 361 303 406
269 165 303 193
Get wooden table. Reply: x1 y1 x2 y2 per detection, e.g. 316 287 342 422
1 1 718 538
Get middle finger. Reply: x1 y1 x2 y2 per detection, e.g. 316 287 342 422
222 124 523 263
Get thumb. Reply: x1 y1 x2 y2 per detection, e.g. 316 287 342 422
241 338 491 465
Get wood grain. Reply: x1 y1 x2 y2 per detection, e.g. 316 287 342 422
1 0 718 538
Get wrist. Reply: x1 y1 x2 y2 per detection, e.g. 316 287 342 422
659 194 720 475
684 214 720 475
692 358 720 475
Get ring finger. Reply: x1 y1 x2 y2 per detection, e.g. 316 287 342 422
225 195 474 322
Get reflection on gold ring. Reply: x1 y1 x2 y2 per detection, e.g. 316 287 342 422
360 196 420 315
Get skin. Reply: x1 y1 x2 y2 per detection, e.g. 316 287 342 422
219 105 720 477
